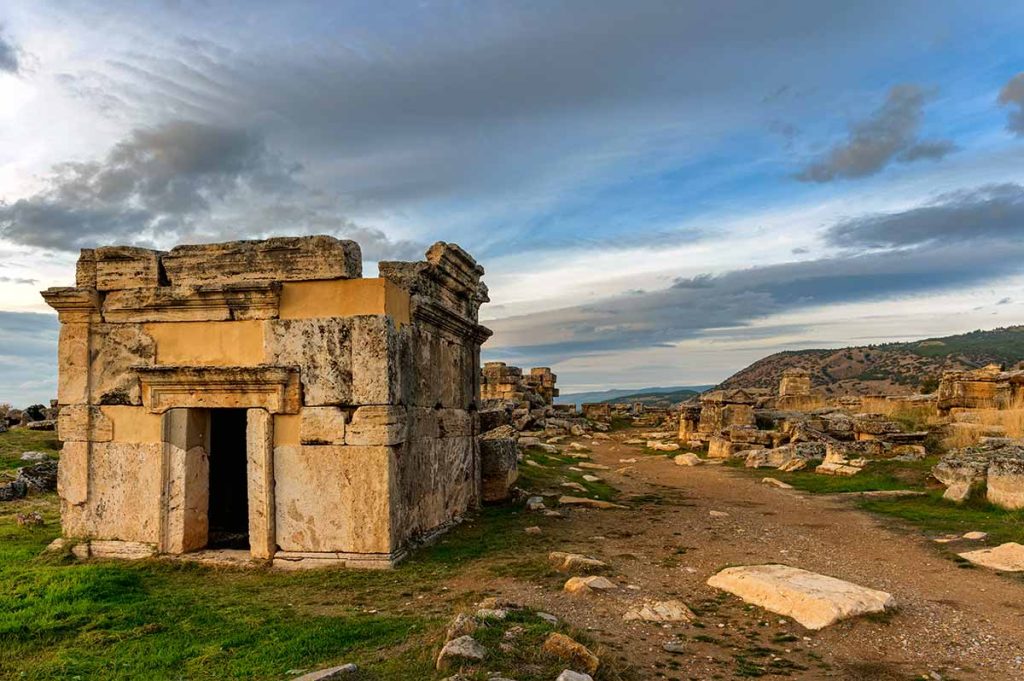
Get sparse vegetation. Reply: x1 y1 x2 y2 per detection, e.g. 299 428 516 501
0 428 60 471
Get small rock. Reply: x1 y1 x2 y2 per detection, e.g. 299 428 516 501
543 632 600 674
564 576 617 594
446 613 478 640
662 640 686 654
673 453 702 466
647 441 680 452
525 526 542 535
536 611 559 625
549 552 607 572
619 458 637 463
15 512 44 527
623 600 696 623
526 496 546 511
963 531 988 540
436 635 486 670
761 478 793 489
476 608 508 621
578 462 609 471
556 672 593 681
558 496 626 510
561 482 587 492
291 664 358 680
582 474 602 482
19 451 49 461
709 510 729 518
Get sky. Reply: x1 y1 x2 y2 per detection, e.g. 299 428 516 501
1 1 1023 404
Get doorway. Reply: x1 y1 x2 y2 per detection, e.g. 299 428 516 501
208 409 250 550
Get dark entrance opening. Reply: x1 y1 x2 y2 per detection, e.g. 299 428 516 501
208 409 249 550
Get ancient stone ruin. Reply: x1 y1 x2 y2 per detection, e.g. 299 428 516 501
41 236 492 568
937 363 1024 413
480 362 559 407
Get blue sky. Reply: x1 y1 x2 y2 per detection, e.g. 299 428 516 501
1 1 1023 404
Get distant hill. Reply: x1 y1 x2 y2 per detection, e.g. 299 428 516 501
718 325 1024 396
556 385 713 407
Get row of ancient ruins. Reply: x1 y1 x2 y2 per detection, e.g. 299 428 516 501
17 236 1024 568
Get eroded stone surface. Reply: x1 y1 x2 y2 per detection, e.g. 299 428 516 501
707 564 895 630
958 543 1024 572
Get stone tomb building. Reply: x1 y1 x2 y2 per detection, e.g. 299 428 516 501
42 236 492 569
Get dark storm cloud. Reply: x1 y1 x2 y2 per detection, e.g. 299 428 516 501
796 85 955 182
825 183 1024 248
0 120 424 260
998 72 1024 136
0 25 18 74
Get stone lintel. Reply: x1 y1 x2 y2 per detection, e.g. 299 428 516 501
137 366 301 414
102 282 282 323
414 299 492 344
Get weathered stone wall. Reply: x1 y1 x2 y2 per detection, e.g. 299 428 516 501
43 236 491 568
937 364 1024 413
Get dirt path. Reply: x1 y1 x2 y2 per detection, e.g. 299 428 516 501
497 429 1024 680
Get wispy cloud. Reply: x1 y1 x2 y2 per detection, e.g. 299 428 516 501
0 25 18 74
998 72 1024 136
796 85 955 182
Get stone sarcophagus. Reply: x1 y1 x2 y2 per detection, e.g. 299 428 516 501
42 236 492 569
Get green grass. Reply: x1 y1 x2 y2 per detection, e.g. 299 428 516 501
0 491 614 680
859 492 1024 545
519 446 620 501
732 456 939 495
0 428 61 470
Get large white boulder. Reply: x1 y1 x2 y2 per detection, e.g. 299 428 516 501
706 564 895 630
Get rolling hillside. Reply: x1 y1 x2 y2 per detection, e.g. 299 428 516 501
556 385 713 407
718 325 1024 396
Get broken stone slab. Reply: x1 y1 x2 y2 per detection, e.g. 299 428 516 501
963 531 988 540
673 453 702 466
436 635 486 670
622 600 696 623
549 551 607 572
558 496 627 510
987 458 1024 510
707 564 895 630
762 478 794 489
292 664 359 680
543 633 600 674
582 474 602 482
446 613 478 640
577 462 609 471
957 543 1024 572
564 575 617 594
933 457 989 503
647 441 680 452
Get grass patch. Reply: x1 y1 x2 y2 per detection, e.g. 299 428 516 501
859 492 1024 545
0 491 588 680
0 428 61 470
732 456 939 495
519 446 619 501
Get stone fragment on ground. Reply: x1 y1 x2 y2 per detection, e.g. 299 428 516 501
761 477 793 489
709 510 729 518
549 551 607 572
963 531 988 540
558 496 627 510
436 635 487 670
623 600 696 623
647 441 679 452
556 671 593 681
578 462 609 470
957 542 1024 572
564 575 617 594
447 613 478 640
662 640 686 654
673 453 701 466
19 451 49 461
292 664 358 680
707 564 895 630
525 526 542 534
582 474 602 482
542 633 600 674
15 512 44 527
526 496 546 511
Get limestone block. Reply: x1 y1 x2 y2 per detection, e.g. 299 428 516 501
674 453 702 466
346 406 408 446
247 408 276 559
932 458 989 502
300 407 347 445
58 441 89 505
623 600 696 623
103 283 281 323
273 444 396 554
161 409 210 554
542 633 599 674
87 540 158 560
90 323 157 405
85 442 163 543
58 405 113 442
987 458 1024 510
480 436 517 502
94 246 163 291
437 409 473 438
57 323 90 405
350 315 400 405
707 564 895 630
707 436 735 459
392 436 477 543
76 248 97 288
162 236 361 286
957 542 1024 572
264 318 352 405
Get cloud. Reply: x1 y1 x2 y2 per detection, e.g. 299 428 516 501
796 85 955 182
0 25 18 74
486 190 1024 363
0 120 425 260
0 276 37 285
998 72 1024 136
0 312 58 407
825 183 1024 249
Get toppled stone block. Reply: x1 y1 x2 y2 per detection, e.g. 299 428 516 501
479 430 518 503
707 564 895 630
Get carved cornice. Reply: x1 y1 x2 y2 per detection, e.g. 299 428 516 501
40 287 101 323
413 298 492 344
136 365 301 414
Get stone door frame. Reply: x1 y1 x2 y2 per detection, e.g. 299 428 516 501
157 406 276 560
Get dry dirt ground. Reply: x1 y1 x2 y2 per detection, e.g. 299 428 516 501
492 428 1024 680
